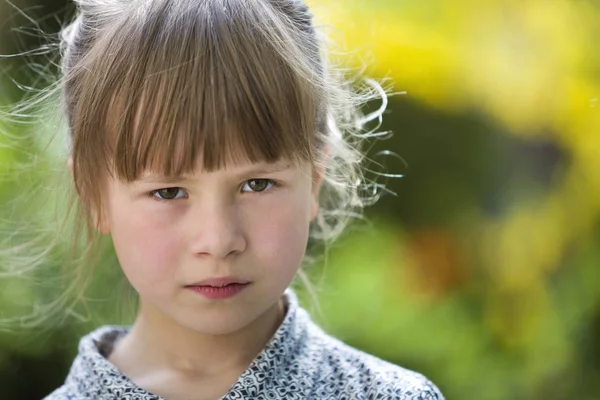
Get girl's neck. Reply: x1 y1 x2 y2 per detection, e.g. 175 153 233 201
108 297 286 381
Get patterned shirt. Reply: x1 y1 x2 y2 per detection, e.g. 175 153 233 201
44 289 444 399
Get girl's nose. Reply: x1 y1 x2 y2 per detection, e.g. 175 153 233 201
188 201 247 259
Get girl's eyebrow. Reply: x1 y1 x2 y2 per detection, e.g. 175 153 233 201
134 175 194 185
134 163 293 184
238 163 292 176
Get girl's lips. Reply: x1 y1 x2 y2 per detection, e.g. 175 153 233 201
186 282 250 299
187 276 251 288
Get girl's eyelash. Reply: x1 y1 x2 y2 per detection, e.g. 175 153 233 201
240 178 280 194
147 179 280 202
148 188 188 203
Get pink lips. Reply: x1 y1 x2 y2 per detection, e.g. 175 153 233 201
185 277 251 300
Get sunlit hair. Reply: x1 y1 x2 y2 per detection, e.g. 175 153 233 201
1 0 391 328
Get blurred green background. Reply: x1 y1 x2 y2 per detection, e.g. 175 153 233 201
1 0 600 399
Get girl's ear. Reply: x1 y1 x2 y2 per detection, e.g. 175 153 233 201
310 147 329 222
67 156 74 177
67 157 111 234
96 207 111 235
310 170 323 222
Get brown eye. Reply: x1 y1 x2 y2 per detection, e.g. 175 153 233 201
242 179 273 193
153 187 186 200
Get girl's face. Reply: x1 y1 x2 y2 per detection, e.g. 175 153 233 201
100 158 320 335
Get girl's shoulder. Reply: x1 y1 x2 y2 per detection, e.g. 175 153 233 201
43 385 85 400
42 325 134 400
299 319 444 400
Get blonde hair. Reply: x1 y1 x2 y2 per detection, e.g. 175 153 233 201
1 0 391 328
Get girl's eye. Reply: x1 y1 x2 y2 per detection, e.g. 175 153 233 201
151 187 188 201
241 179 274 193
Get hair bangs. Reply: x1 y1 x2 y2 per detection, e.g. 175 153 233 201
96 0 321 182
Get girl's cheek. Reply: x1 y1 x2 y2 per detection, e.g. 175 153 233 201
249 197 311 263
118 232 183 293
111 206 185 287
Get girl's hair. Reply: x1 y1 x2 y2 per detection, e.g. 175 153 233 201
1 0 391 328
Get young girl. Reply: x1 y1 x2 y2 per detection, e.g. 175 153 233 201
8 0 444 398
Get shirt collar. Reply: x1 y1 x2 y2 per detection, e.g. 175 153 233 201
68 288 308 398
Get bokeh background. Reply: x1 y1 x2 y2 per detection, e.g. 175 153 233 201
1 0 600 399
